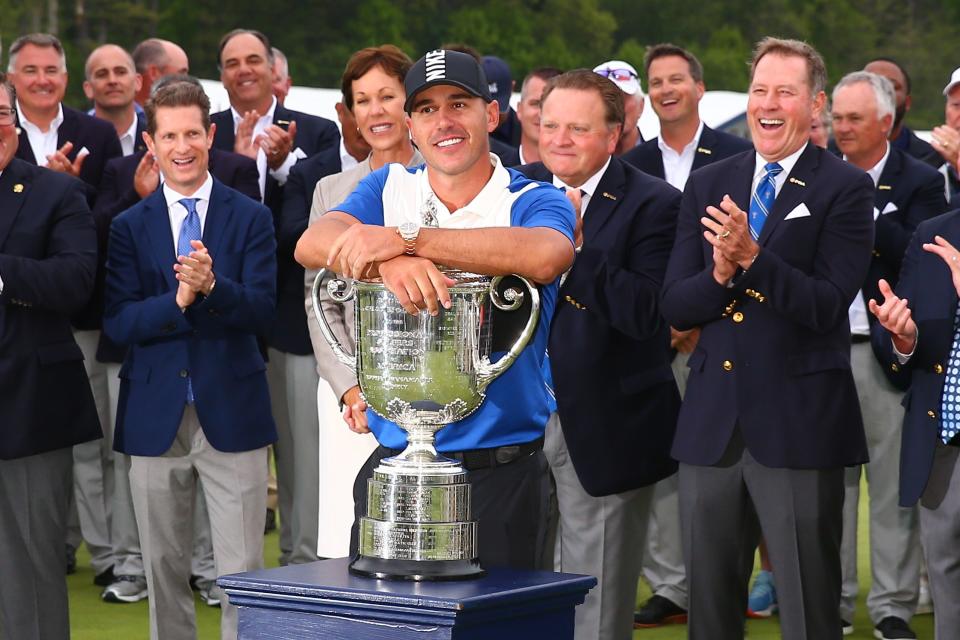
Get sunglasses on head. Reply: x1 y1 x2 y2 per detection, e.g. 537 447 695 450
595 68 637 82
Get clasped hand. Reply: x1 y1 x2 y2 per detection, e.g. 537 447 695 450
174 240 215 308
701 195 759 284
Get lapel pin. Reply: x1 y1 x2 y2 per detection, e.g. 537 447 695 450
878 184 892 190
602 192 617 200
13 183 24 193
696 147 712 154
788 177 806 187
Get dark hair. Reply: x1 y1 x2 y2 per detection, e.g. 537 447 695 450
218 29 273 68
145 81 211 135
151 73 202 98
440 43 482 63
644 43 704 84
8 33 66 71
751 37 826 95
541 69 625 130
340 45 413 110
521 67 564 96
865 56 912 94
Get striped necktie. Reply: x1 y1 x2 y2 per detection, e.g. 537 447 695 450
177 198 201 404
749 162 783 240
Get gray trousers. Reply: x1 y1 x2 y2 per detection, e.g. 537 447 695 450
130 405 268 640
544 413 653 640
918 441 960 640
69 329 117 573
0 448 73 640
841 342 920 623
640 352 690 609
267 348 321 565
679 430 845 640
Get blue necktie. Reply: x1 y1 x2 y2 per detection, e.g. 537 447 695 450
940 302 960 444
749 162 783 240
177 198 201 404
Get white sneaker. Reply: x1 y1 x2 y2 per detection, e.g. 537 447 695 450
101 575 148 603
916 574 933 615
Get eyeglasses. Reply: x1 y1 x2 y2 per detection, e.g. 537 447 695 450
0 107 16 126
595 68 637 83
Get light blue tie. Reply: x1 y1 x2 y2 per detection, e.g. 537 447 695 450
749 162 783 241
940 302 960 444
177 198 201 404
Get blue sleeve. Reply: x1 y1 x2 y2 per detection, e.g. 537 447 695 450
511 182 576 245
334 165 389 225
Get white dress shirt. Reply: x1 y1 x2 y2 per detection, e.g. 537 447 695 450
339 138 359 171
17 101 63 167
163 173 213 250
118 115 139 157
230 96 298 201
846 143 890 336
751 143 806 199
658 120 704 191
552 156 612 220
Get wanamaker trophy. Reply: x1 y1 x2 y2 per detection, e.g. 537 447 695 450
312 267 540 580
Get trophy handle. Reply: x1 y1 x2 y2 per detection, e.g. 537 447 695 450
311 269 357 371
476 275 540 392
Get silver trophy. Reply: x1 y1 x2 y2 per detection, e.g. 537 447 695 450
312 267 540 580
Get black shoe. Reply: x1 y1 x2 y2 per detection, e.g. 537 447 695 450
874 616 916 640
94 566 116 587
264 508 277 533
842 619 854 636
65 546 77 575
633 595 688 628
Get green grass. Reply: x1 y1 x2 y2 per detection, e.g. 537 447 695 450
64 478 936 639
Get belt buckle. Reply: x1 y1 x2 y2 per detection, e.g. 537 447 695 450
494 445 520 465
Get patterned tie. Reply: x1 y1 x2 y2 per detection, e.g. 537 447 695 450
749 162 783 240
940 302 960 444
177 198 201 404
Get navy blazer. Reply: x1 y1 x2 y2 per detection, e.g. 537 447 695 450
15 104 122 206
621 124 752 181
0 159 101 459
211 104 340 355
490 136 521 168
103 179 278 455
873 211 960 506
279 144 341 264
662 144 875 469
861 148 947 386
93 148 262 362
520 158 681 496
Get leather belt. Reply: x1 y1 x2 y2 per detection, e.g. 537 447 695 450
851 334 870 344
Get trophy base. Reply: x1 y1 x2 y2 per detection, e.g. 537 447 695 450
348 554 485 581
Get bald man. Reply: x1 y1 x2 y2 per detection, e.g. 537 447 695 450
131 38 189 106
84 45 145 157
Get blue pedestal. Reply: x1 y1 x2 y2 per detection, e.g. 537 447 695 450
219 557 596 639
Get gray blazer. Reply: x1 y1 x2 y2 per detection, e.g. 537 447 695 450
304 151 425 401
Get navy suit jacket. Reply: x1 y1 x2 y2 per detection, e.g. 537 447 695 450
15 104 122 206
0 159 101 459
873 211 960 506
103 179 278 455
211 104 340 354
93 148 262 362
861 148 947 387
490 136 521 167
621 124 752 180
662 144 875 468
520 158 681 496
279 144 341 266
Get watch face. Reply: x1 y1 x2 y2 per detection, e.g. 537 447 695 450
398 221 420 237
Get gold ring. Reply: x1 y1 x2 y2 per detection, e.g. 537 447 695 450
719 229 732 239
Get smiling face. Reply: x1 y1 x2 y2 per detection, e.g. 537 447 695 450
406 83 498 179
9 43 67 120
647 54 703 126
539 87 619 187
832 81 891 167
83 45 141 112
747 53 824 162
145 105 213 195
350 65 408 153
220 33 273 113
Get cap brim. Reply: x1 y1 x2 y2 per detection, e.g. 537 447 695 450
944 80 960 96
405 80 489 112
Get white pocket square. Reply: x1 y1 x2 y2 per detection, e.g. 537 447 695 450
881 202 899 215
783 203 811 220
77 146 91 157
